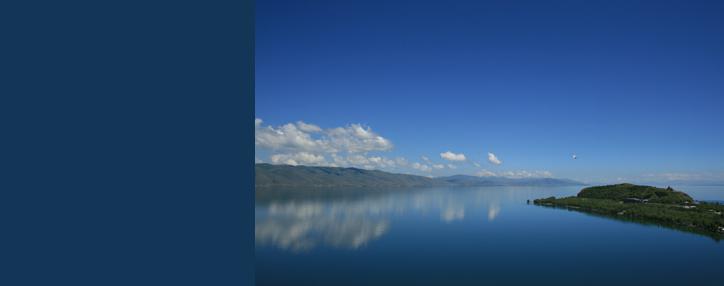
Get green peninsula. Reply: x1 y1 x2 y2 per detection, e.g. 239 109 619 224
534 183 724 240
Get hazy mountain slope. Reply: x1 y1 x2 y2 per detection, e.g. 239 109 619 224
436 175 584 187
256 164 585 189
255 163 446 189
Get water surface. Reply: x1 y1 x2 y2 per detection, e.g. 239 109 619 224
256 186 724 286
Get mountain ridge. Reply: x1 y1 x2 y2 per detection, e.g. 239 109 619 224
255 163 585 190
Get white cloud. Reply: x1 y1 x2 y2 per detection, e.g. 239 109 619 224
330 154 398 170
475 169 496 177
296 121 322 133
474 169 552 178
256 121 393 155
271 152 327 166
257 120 557 178
395 157 409 167
344 154 371 165
368 156 397 169
256 122 325 152
440 151 466 161
412 162 432 173
326 124 393 153
499 170 552 178
487 152 502 165
255 157 264 163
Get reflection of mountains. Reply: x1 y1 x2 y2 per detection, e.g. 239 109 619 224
255 188 509 252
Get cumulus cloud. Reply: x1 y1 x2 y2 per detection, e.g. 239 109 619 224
367 156 397 169
256 122 325 152
256 119 400 169
412 162 432 172
499 170 552 178
326 124 393 153
255 119 393 154
296 121 322 133
256 119 548 178
440 151 466 161
475 169 552 178
475 169 496 177
271 152 327 166
341 154 370 165
331 154 398 170
395 157 409 167
487 152 502 165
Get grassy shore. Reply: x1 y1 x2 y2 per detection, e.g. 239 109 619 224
533 184 724 240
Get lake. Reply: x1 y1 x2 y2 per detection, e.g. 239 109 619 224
256 186 724 286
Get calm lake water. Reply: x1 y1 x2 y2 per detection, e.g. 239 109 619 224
256 186 724 286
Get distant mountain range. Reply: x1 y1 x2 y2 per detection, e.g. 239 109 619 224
437 174 584 187
255 163 585 190
637 180 724 187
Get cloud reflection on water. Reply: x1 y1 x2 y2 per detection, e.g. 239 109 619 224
487 203 501 221
256 188 515 252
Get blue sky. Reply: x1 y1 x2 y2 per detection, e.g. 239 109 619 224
255 0 724 184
